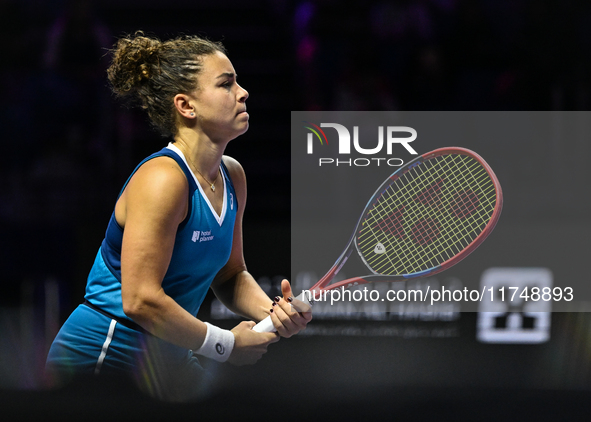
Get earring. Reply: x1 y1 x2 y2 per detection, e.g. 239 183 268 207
190 112 195 117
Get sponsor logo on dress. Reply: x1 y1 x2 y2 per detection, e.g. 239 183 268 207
192 229 214 243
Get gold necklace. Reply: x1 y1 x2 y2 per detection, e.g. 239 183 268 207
186 155 219 192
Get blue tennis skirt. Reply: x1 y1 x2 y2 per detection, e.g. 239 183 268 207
46 304 212 402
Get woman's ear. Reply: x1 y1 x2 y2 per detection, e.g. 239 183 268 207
173 93 196 119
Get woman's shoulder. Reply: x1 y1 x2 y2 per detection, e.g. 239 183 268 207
221 155 246 200
221 155 245 181
115 155 189 228
127 155 189 199
136 154 187 181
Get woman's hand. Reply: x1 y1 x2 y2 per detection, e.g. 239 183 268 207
268 279 313 338
227 321 279 366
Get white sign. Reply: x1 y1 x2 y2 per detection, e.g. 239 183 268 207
477 268 552 344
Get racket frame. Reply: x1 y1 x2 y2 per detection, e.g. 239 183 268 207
305 146 503 300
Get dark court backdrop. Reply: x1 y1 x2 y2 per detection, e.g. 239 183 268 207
1 0 591 420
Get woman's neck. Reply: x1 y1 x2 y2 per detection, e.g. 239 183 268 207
173 130 226 180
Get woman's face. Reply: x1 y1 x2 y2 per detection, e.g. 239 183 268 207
190 51 249 142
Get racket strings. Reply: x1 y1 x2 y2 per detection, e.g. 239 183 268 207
357 154 497 275
373 206 406 239
386 156 496 270
361 160 458 270
380 155 494 270
363 171 487 273
425 156 494 239
417 156 495 262
369 160 471 271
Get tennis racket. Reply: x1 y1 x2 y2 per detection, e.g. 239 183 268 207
253 147 503 332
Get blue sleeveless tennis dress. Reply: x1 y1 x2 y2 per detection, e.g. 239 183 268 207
46 143 237 400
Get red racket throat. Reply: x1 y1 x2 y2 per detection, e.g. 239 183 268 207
307 147 503 300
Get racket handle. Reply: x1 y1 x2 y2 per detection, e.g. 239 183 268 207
252 292 313 333
252 315 276 333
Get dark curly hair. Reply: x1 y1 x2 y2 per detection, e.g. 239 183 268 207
107 31 227 137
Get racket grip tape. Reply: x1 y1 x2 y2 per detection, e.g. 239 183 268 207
252 315 275 333
252 292 312 333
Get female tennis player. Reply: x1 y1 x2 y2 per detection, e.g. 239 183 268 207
46 31 311 401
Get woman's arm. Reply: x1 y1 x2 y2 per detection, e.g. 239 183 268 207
211 156 311 337
210 156 272 322
118 156 277 363
119 157 206 348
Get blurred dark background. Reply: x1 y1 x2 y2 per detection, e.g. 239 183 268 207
1 0 591 419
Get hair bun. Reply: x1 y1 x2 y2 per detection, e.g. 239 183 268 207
106 30 226 137
107 31 162 95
